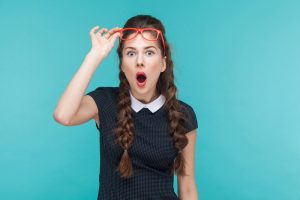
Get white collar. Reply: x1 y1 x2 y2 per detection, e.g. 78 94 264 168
130 90 166 113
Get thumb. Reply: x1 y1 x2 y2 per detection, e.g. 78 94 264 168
109 32 121 42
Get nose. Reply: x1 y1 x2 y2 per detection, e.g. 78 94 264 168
136 53 144 67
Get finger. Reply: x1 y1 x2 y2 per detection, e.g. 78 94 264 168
95 28 108 38
89 26 99 36
97 28 108 35
89 26 101 44
108 31 121 42
105 27 122 39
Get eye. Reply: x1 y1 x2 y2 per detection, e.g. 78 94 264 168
126 51 135 57
146 50 155 56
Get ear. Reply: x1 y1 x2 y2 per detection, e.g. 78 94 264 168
161 56 167 72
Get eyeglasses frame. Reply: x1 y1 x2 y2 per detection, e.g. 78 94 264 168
117 27 166 57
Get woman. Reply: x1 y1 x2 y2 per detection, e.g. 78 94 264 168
54 14 198 200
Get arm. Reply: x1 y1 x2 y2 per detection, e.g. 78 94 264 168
53 52 103 125
53 26 121 125
177 129 199 200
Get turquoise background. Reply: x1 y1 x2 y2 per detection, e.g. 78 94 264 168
1 0 299 199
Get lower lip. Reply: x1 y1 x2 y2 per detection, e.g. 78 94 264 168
136 79 147 87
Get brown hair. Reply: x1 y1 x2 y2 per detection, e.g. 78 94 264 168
114 14 189 178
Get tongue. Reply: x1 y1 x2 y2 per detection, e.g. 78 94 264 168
137 75 146 83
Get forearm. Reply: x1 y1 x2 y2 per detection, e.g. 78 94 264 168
178 183 199 200
53 51 103 123
179 190 199 200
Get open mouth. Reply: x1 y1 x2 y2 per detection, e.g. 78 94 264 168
136 72 147 87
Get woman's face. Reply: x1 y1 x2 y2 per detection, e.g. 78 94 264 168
121 32 166 103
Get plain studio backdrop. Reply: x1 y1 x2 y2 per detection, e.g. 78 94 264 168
0 0 299 199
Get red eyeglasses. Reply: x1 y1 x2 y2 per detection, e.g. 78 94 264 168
117 28 166 57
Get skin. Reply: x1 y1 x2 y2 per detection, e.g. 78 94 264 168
178 130 198 200
121 31 198 199
121 32 167 104
54 25 198 199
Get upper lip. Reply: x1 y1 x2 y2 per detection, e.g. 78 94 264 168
136 71 147 78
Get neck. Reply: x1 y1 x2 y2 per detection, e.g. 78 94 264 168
130 89 159 104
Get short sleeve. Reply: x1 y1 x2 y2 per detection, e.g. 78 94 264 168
180 102 198 134
85 87 106 130
85 86 119 131
85 87 106 114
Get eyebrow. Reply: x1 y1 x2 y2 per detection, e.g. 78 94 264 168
124 46 157 50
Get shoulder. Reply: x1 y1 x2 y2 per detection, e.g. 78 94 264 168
92 86 119 93
178 99 196 114
177 99 198 133
87 86 119 97
86 86 119 106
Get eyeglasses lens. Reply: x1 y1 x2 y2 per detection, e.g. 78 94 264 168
121 29 158 41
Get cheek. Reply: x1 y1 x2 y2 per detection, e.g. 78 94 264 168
121 64 135 81
148 68 162 84
151 60 164 74
121 59 131 72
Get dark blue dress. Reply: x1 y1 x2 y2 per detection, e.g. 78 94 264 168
86 86 198 200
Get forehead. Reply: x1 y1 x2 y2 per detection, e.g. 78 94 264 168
123 33 160 50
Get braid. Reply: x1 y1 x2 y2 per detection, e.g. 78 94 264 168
115 15 190 178
113 71 135 178
163 47 189 176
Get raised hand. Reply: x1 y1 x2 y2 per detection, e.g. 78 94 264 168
88 26 121 60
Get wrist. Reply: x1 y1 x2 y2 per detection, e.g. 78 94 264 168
86 50 105 63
